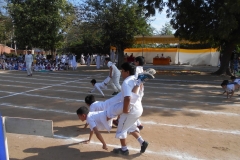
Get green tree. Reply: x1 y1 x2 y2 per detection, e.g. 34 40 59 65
7 0 74 54
75 0 151 66
0 14 13 45
157 22 173 35
138 0 240 75
64 22 107 55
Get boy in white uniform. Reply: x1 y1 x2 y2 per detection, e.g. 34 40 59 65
76 106 112 150
105 57 121 95
221 80 236 98
25 51 33 76
112 56 156 129
89 76 111 97
112 62 149 155
84 94 122 129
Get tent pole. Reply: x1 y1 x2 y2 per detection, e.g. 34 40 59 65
142 35 144 57
177 43 180 65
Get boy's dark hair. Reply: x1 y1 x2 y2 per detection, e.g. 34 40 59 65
91 79 96 84
85 95 95 105
231 76 236 80
221 80 229 86
121 62 135 75
76 106 89 115
135 56 144 66
105 57 110 61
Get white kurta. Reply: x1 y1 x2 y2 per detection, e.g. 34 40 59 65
25 54 33 75
72 55 77 69
96 55 101 69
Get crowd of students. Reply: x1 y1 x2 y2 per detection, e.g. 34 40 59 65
0 53 26 70
0 52 78 72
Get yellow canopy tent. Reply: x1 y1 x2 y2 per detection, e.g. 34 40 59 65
134 35 197 44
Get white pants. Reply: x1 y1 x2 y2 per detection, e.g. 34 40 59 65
136 119 141 126
106 102 123 119
116 106 143 139
94 83 107 96
110 75 121 92
26 63 32 75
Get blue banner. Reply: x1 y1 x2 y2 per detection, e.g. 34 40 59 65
0 114 7 160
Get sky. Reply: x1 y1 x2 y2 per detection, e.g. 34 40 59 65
149 8 171 33
68 0 171 33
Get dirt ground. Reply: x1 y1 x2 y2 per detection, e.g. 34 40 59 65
0 65 240 160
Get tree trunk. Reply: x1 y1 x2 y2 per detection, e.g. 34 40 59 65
50 49 56 60
212 42 235 76
117 45 124 68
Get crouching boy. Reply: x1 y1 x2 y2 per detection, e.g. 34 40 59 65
76 106 112 150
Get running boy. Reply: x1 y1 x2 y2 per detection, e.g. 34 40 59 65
76 106 112 150
112 62 149 155
105 57 121 95
113 56 156 129
90 76 111 97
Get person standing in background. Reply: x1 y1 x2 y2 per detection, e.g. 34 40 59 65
96 53 101 69
25 50 33 76
110 49 115 62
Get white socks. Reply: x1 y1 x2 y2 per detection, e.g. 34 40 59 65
137 136 144 145
121 146 128 151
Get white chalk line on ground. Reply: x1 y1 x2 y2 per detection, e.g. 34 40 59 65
0 74 97 83
152 97 240 105
54 135 203 160
0 77 91 99
1 103 240 135
1 89 240 116
151 78 221 84
0 78 227 96
0 73 105 82
23 93 85 102
0 90 239 116
2 90 240 116
0 72 222 89
144 105 240 116
0 79 59 86
0 70 105 77
142 121 240 135
0 73 227 97
6 90 239 107
0 83 234 101
145 85 222 92
0 84 33 89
